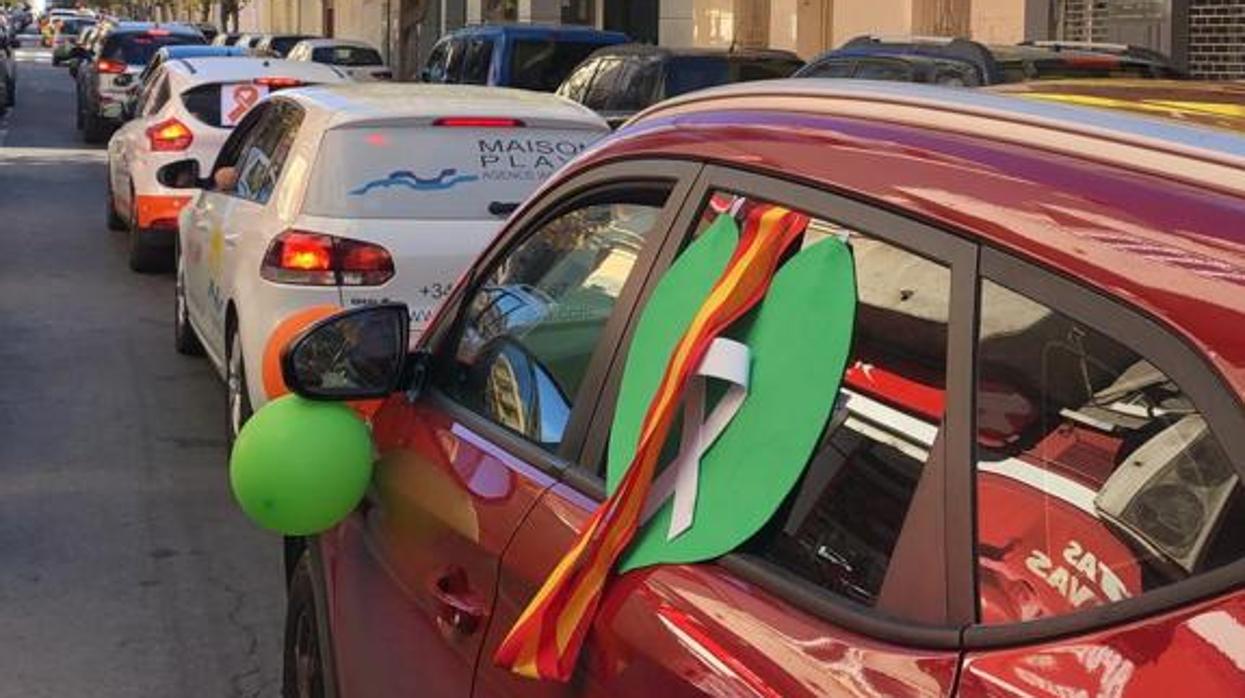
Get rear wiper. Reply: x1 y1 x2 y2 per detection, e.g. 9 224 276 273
489 201 519 218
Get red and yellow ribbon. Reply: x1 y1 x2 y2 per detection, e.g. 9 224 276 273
494 203 810 681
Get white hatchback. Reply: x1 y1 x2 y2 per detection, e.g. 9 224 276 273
107 56 347 271
163 83 609 439
285 38 392 81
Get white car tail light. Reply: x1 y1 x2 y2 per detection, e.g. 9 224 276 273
261 230 394 286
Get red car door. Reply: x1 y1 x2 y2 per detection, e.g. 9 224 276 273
959 255 1245 696
320 162 701 697
473 178 979 696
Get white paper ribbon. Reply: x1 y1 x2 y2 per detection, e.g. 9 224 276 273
641 337 751 540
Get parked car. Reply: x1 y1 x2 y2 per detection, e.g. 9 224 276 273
159 83 609 441
49 15 92 64
254 33 314 58
235 33 264 52
286 38 391 81
123 44 249 118
558 44 803 128
799 35 1185 86
1019 40 1179 68
0 14 16 113
75 22 206 143
795 48 985 85
421 23 628 92
106 56 348 272
192 22 218 43
250 79 1245 697
211 32 242 47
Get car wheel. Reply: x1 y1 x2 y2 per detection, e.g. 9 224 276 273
282 552 327 698
226 327 253 445
174 238 204 356
127 188 165 273
105 176 125 231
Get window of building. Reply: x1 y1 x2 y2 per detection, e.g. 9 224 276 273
483 0 517 22
975 279 1245 624
561 0 594 25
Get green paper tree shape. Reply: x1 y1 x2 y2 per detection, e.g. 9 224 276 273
608 213 858 573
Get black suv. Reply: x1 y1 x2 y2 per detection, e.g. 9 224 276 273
75 22 204 142
558 45 804 128
797 35 1183 86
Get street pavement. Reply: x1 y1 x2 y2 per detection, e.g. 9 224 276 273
0 43 283 697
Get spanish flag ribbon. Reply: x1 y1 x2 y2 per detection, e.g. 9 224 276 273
494 203 810 681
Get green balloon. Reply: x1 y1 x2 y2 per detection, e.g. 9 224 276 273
230 394 374 536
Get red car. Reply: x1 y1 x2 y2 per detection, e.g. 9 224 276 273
268 80 1245 696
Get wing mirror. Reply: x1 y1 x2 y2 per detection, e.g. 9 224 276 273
281 303 427 401
156 159 208 189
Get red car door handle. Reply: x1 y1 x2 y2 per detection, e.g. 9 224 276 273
429 566 485 636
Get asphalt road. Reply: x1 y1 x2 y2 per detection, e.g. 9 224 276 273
0 44 283 697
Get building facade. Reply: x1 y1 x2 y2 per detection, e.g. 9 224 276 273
173 0 1241 79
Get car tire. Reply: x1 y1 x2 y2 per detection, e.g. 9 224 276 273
106 177 125 231
282 552 328 698
82 109 109 144
226 327 253 445
127 187 169 273
174 238 204 356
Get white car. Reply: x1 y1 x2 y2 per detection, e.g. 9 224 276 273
285 38 391 81
164 83 609 439
106 56 347 272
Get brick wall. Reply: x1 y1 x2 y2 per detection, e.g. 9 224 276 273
1189 0 1245 78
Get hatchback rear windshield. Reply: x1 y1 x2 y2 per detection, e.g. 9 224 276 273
103 32 204 65
305 124 602 219
181 81 308 127
268 35 311 56
509 40 609 92
312 46 382 66
664 56 804 97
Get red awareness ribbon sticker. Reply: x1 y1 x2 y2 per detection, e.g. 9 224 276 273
227 85 260 124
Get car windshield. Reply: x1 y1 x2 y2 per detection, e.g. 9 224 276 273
664 56 804 97
312 45 382 66
509 40 609 91
269 36 309 56
103 33 204 65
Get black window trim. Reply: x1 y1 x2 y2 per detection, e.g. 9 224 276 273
414 158 706 479
963 245 1245 650
576 163 978 648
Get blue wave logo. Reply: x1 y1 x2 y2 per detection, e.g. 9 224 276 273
349 168 479 196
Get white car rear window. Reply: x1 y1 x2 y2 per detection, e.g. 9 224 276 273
303 124 600 220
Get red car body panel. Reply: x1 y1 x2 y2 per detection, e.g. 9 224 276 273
961 591 1245 696
322 397 555 696
474 481 960 697
317 92 1245 696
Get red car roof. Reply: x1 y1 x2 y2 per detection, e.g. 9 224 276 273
564 81 1245 399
